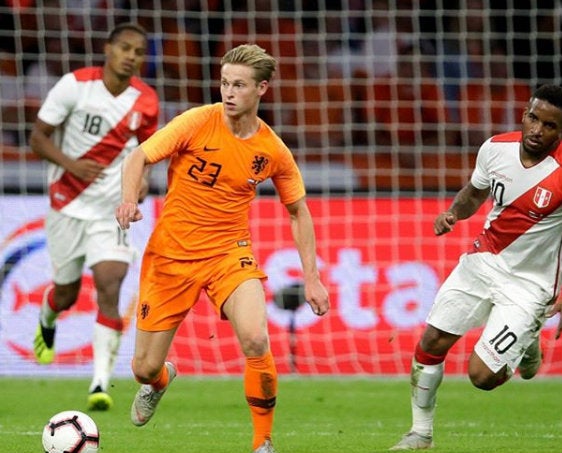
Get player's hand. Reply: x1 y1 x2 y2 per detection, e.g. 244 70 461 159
434 211 457 236
546 300 562 340
115 202 143 229
68 158 107 182
305 279 330 316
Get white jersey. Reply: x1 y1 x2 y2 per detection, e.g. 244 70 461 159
38 66 159 219
470 131 562 297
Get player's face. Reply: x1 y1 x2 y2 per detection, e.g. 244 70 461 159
104 30 146 80
521 98 562 156
220 63 268 118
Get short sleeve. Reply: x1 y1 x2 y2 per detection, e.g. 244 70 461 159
37 73 77 127
271 146 306 205
471 140 491 190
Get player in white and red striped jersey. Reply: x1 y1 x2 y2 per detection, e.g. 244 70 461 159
29 22 159 412
391 84 562 451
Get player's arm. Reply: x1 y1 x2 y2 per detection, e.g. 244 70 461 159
29 118 106 182
285 197 330 316
115 146 150 229
138 166 151 203
434 181 490 236
136 98 159 203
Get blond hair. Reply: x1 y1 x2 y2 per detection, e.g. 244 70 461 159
221 44 277 83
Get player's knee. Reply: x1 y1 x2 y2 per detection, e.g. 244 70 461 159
419 325 457 356
239 332 269 357
93 263 128 295
468 371 497 390
468 366 509 391
131 358 163 384
468 352 510 390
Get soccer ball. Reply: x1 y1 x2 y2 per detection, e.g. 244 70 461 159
42 410 100 453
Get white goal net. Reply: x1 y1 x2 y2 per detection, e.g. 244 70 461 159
1 0 561 376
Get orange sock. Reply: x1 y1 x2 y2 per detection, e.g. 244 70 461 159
150 364 169 392
245 351 277 449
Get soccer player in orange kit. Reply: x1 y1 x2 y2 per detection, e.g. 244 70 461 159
115 44 330 453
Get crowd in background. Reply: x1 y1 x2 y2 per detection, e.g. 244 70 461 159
1 0 562 190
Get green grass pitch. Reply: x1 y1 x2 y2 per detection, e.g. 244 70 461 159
1 376 560 453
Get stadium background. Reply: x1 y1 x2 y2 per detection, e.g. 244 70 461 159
1 0 561 377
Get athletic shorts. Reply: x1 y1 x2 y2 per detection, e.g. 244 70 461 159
136 246 268 331
46 209 136 284
427 252 552 373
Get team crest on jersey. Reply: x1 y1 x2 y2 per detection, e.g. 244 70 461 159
533 186 551 208
252 155 269 175
128 111 142 131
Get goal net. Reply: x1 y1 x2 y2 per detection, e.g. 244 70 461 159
1 0 561 376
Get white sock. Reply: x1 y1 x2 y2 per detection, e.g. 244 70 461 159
89 322 121 393
40 286 58 328
410 358 444 437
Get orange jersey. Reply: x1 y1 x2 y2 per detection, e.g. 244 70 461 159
141 103 305 259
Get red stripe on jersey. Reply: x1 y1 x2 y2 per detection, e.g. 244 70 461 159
473 166 562 254
49 92 150 211
549 141 562 166
128 76 159 142
73 66 104 81
490 131 522 143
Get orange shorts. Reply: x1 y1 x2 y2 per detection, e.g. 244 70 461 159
136 246 267 331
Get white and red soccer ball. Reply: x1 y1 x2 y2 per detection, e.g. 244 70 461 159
42 410 99 453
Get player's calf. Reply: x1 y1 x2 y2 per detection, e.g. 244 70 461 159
518 337 542 380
